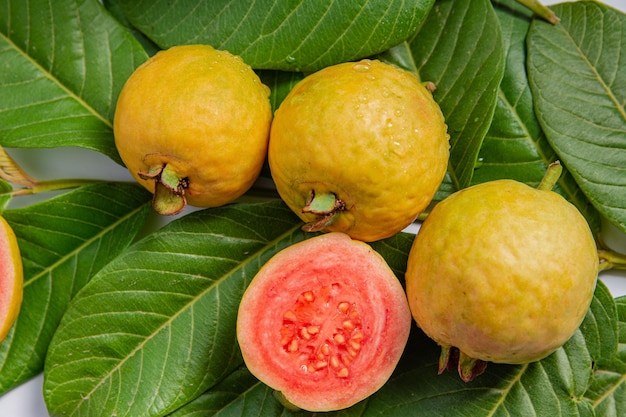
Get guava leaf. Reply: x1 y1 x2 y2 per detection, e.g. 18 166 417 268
474 0 601 231
584 295 626 416
257 70 305 114
115 0 435 73
43 200 307 417
102 0 160 56
0 179 11 212
527 1 626 234
0 183 151 395
166 367 292 417
0 0 148 164
408 0 506 190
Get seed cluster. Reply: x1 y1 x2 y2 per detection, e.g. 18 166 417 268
280 286 364 378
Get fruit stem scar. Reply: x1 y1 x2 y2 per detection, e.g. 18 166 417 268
138 164 189 216
301 190 346 232
537 161 562 191
438 346 487 382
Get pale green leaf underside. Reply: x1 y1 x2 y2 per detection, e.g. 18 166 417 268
0 183 151 395
528 2 626 233
0 0 148 164
117 0 434 72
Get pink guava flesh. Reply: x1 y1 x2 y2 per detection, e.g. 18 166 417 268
236 232 411 412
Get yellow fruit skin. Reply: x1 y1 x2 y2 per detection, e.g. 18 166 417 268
405 179 599 364
114 44 272 208
0 216 23 343
269 59 449 242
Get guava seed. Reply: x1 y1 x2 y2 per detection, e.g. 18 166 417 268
281 286 363 376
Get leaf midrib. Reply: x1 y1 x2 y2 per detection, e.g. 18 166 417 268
0 31 111 128
23 198 146 288
63 224 302 417
555 8 626 123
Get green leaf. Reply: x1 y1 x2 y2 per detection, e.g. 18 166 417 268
527 1 626 234
0 0 148 164
167 367 297 417
408 0 505 190
580 279 619 368
257 70 304 114
585 294 626 415
0 182 151 394
0 179 11 212
116 0 435 72
474 0 600 231
43 200 306 417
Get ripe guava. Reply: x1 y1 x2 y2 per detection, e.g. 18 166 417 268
114 44 272 215
236 232 411 412
405 173 598 381
268 59 449 242
0 216 23 343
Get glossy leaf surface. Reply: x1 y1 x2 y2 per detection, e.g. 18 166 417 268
528 1 626 233
0 183 151 394
408 0 505 190
117 0 435 72
0 0 148 164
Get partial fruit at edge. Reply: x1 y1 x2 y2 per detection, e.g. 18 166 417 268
0 216 23 343
405 175 599 381
269 59 449 242
236 232 411 412
114 44 272 215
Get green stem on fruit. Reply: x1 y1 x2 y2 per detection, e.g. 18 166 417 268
301 190 346 232
537 161 563 191
138 164 187 216
598 249 626 271
515 0 560 24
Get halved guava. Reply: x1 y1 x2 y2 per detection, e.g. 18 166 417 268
0 216 23 343
236 232 411 412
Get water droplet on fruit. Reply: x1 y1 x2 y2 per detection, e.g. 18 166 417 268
353 60 372 72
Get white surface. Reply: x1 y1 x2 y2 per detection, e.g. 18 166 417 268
1 0 625 414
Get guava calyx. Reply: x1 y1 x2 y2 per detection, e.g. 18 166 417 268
138 164 189 216
439 346 487 383
301 190 346 232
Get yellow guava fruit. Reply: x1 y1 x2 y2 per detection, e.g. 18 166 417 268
114 44 272 215
268 59 449 242
0 216 23 343
405 172 598 381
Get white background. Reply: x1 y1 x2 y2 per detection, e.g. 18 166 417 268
1 0 625 415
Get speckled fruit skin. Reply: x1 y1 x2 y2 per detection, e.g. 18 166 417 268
236 232 411 412
405 179 599 364
114 44 272 208
268 59 449 242
0 216 23 343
